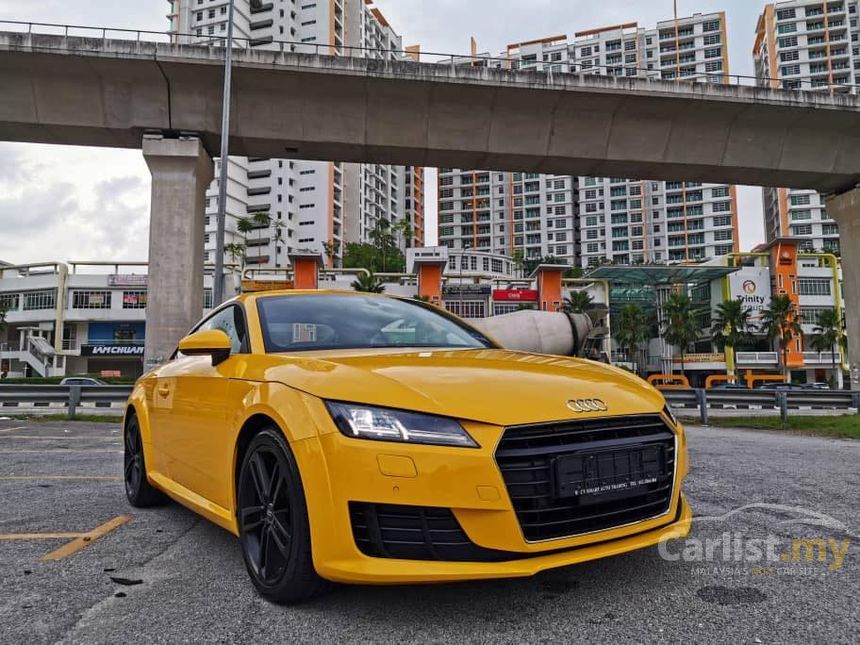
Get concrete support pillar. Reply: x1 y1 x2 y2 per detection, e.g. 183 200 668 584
143 135 214 370
826 187 860 389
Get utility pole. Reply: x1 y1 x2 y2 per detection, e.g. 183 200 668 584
213 0 262 305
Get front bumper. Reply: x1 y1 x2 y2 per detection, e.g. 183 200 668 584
292 408 690 584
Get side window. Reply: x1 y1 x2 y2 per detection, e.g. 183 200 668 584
195 305 248 354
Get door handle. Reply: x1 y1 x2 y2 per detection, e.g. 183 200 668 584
157 385 170 398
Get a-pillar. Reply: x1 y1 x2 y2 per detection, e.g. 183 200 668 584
531 264 570 312
826 187 860 389
288 251 325 289
142 135 213 370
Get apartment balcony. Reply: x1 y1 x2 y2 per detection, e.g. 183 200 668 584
803 351 841 366
736 351 779 367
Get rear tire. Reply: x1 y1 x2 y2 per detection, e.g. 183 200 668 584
124 414 168 507
237 427 327 604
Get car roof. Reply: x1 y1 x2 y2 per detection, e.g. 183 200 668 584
234 290 394 303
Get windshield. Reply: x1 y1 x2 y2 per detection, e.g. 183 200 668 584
256 294 493 353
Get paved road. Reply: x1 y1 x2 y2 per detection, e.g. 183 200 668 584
0 419 857 644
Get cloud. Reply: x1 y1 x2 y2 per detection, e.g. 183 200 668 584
0 143 150 264
0 0 768 260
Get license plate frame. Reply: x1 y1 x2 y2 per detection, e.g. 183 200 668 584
552 443 666 501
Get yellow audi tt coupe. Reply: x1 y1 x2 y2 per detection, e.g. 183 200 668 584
124 291 690 603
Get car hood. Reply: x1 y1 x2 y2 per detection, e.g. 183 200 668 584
262 348 664 427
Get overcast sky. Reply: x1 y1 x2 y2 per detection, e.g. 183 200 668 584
0 0 766 264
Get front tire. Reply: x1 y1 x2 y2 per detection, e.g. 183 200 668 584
237 427 326 604
124 415 167 507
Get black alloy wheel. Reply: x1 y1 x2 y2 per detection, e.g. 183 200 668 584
123 415 167 507
237 428 327 604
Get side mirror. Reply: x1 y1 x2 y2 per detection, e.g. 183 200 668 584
177 329 232 366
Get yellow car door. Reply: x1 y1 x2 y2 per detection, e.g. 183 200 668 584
156 304 250 510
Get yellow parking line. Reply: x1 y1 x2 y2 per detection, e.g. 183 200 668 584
0 426 28 434
0 449 122 453
0 532 86 540
41 515 132 561
0 436 120 440
0 476 121 481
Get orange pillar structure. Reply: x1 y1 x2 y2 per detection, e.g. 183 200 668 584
288 251 324 290
767 239 803 370
532 264 569 312
415 261 446 306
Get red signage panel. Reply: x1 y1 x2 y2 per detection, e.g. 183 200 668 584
493 289 539 302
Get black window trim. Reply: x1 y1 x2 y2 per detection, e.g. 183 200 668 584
172 301 251 359
254 293 498 354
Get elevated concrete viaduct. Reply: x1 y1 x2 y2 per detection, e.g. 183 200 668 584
0 32 859 378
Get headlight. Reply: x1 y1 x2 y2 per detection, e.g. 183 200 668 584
326 402 478 448
662 404 679 428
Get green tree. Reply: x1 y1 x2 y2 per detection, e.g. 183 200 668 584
251 212 272 253
711 298 755 375
660 293 700 378
760 294 803 382
224 242 247 271
511 250 525 278
369 219 397 272
236 216 254 237
351 272 385 293
563 290 594 314
342 242 405 274
810 308 846 389
321 240 340 267
615 303 650 375
394 219 414 250
272 220 285 264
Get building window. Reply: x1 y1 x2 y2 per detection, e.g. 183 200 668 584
445 300 486 319
798 278 831 296
72 290 112 309
23 289 57 311
122 291 147 309
0 292 20 311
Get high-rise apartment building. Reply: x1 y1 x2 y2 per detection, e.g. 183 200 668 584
166 0 421 268
754 0 859 252
437 13 740 268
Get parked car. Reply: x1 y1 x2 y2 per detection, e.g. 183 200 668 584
59 377 107 386
757 382 798 390
123 291 690 604
711 382 748 390
800 382 830 390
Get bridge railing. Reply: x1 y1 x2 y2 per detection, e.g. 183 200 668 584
663 388 860 425
0 384 132 418
2 19 858 93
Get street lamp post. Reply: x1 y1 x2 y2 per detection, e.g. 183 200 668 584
213 0 262 305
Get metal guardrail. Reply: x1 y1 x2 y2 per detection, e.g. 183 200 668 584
0 385 132 418
664 388 860 425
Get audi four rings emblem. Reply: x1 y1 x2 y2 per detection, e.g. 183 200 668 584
566 398 608 413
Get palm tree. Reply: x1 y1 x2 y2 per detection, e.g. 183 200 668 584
660 293 700 379
563 290 594 314
252 212 272 250
272 220 285 264
224 242 247 271
394 219 413 250
512 250 525 278
759 294 803 383
711 298 756 375
351 272 385 293
810 308 846 389
615 303 650 375
369 219 395 272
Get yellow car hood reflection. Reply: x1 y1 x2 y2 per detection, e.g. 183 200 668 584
258 348 664 426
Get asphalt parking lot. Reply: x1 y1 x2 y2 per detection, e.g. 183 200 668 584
0 418 857 644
